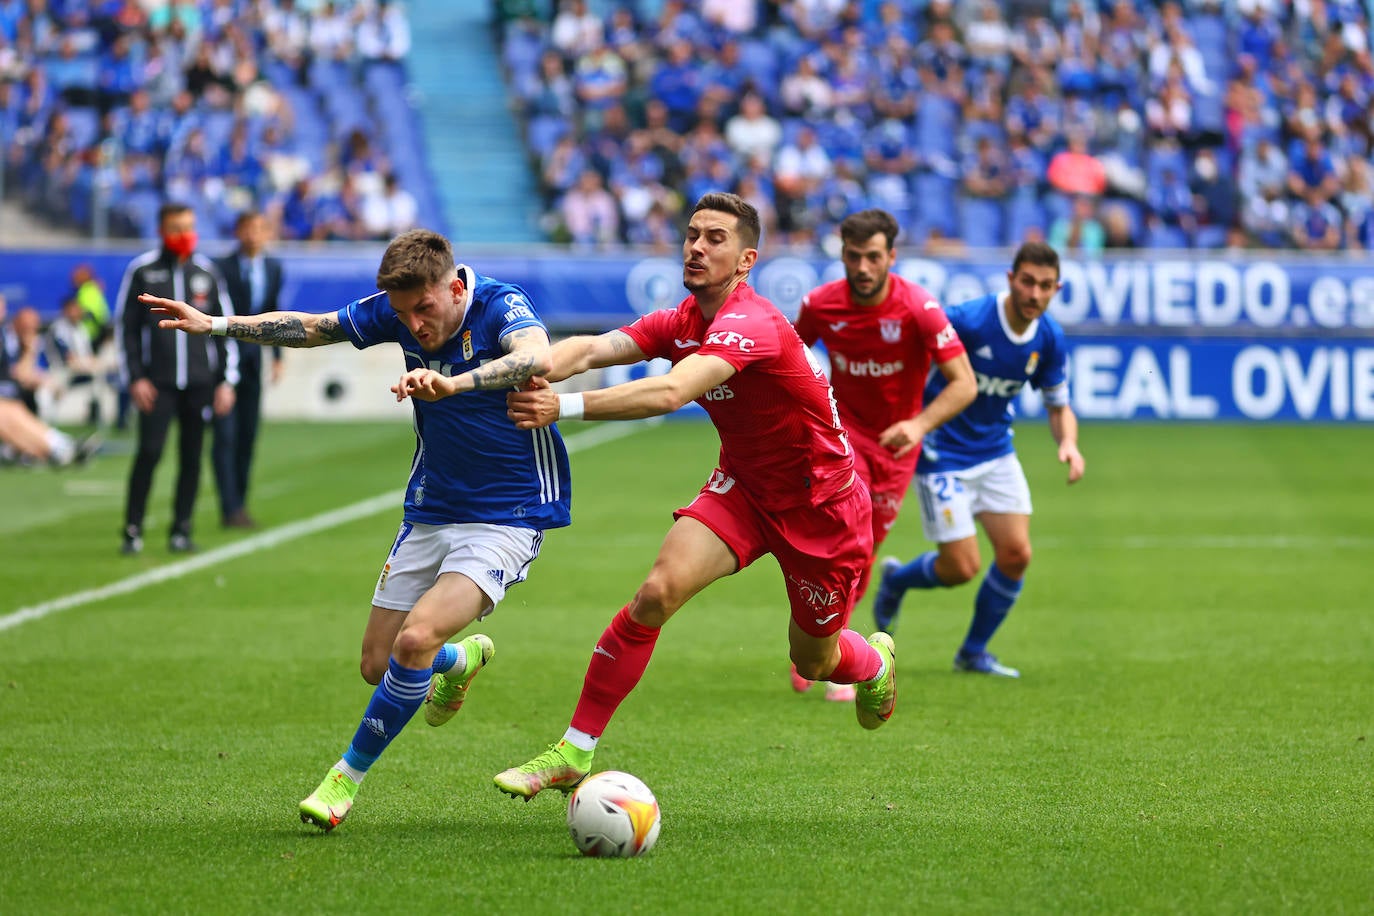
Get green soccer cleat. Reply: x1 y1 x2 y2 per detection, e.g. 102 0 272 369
855 632 897 730
493 740 592 800
299 767 360 832
424 634 495 727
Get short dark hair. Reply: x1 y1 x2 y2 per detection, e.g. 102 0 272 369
1011 240 1060 278
158 202 192 227
839 209 900 250
375 229 455 292
693 192 761 250
234 210 263 230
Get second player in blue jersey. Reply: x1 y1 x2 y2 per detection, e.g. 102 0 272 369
872 241 1086 678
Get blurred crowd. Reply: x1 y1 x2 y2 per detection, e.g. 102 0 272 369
1 0 425 242
497 0 1374 253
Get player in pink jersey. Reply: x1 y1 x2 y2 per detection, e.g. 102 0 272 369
493 193 898 800
790 209 976 700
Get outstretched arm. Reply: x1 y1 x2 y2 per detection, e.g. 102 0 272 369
1047 403 1085 484
142 294 348 348
542 329 648 382
508 353 735 428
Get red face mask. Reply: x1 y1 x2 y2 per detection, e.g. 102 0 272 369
163 230 197 259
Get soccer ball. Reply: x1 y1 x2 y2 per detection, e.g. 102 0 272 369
566 770 661 858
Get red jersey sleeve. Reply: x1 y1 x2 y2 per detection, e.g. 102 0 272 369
915 299 966 365
619 308 679 361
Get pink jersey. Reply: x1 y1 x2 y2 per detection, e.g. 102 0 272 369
794 275 965 440
621 283 855 512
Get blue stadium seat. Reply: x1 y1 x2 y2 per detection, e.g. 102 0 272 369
63 106 100 149
960 196 1006 249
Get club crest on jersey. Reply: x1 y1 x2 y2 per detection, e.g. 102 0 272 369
879 319 902 343
1025 351 1040 375
462 330 473 361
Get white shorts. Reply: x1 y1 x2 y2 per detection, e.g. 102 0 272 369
371 521 544 613
916 453 1033 543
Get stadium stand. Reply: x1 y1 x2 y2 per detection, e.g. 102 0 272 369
493 0 1374 252
1 0 444 242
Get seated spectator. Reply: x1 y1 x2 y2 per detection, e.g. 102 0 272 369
360 172 418 242
1290 190 1343 250
47 295 111 426
1238 135 1288 200
774 124 833 239
963 135 1011 201
1047 130 1107 196
1190 147 1239 238
965 2 1013 75
561 168 620 248
550 0 603 62
1241 184 1290 248
1049 194 1106 255
1147 164 1198 241
724 92 782 166
1 301 50 416
1101 202 1136 248
1287 127 1342 204
573 43 628 133
648 39 701 133
779 54 833 121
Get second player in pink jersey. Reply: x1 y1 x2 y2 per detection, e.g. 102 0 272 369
795 209 975 560
791 210 975 701
493 193 898 800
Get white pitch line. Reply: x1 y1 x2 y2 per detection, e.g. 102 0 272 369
0 421 656 634
1036 535 1374 550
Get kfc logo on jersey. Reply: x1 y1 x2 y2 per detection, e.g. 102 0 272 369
936 324 958 348
879 319 902 343
704 330 755 352
975 372 1026 398
831 352 905 378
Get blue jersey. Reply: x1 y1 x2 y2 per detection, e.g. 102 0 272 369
337 265 571 530
919 292 1070 473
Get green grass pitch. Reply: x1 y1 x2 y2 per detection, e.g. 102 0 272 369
1 419 1370 914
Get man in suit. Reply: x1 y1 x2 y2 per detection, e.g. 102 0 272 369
212 210 285 528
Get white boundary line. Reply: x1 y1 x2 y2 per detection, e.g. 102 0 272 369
0 420 660 635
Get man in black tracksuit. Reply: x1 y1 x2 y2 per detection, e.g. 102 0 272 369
118 203 238 554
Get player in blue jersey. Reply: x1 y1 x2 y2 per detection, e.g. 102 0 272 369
141 229 572 830
872 241 1085 678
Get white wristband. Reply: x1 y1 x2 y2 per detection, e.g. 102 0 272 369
558 392 585 421
210 316 229 336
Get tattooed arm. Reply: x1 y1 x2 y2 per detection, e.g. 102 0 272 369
140 294 348 348
391 325 558 403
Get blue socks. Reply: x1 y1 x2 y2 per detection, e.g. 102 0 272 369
962 565 1023 655
431 643 458 675
341 657 431 774
889 551 946 590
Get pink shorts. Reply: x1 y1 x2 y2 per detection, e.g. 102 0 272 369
848 426 919 549
675 469 874 637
